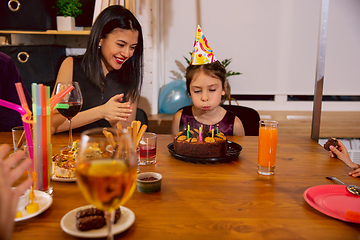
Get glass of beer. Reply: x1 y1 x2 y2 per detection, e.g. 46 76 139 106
76 128 138 240
258 120 278 175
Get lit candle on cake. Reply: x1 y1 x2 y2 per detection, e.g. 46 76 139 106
199 125 203 142
216 124 219 136
212 129 214 138
187 123 190 139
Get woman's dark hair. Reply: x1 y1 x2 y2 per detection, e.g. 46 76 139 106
82 5 143 101
185 60 226 95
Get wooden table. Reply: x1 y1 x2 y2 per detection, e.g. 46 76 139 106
2 132 359 239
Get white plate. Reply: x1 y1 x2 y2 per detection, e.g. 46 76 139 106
14 190 53 222
52 176 77 182
60 205 135 238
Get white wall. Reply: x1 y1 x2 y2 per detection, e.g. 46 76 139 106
149 0 360 113
9 0 360 114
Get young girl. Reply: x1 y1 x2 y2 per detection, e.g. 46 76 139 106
329 140 360 177
171 26 244 136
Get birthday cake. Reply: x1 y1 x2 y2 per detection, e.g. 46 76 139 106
174 127 227 158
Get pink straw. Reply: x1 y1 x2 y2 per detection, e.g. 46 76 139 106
0 99 34 165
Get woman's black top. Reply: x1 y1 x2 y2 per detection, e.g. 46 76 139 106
72 55 127 133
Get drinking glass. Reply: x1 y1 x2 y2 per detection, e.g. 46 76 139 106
138 132 157 165
54 82 83 151
258 120 278 175
76 128 138 240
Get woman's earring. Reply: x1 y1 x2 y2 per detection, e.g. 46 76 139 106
98 46 101 49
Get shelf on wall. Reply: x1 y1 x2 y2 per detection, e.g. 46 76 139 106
0 30 90 35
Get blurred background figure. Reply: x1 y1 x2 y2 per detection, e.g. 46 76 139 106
0 52 32 132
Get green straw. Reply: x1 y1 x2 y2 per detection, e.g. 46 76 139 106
54 103 69 109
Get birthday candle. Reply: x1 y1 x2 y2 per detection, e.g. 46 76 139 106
216 124 219 135
199 125 202 142
187 123 190 139
212 129 214 138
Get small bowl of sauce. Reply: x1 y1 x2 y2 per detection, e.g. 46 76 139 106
136 172 162 193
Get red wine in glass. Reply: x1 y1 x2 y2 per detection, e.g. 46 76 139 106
54 82 83 150
58 102 82 119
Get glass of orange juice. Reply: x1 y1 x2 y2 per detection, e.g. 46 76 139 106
258 120 278 175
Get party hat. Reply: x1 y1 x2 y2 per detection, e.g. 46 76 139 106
190 25 217 65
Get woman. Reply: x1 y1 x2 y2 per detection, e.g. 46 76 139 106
52 5 143 133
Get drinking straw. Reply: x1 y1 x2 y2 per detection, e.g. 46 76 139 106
54 103 69 109
50 85 74 135
50 85 74 110
14 82 30 110
15 83 32 124
33 83 43 190
47 87 52 189
31 84 37 175
47 87 51 143
41 85 48 190
0 99 34 166
31 84 38 189
15 83 33 127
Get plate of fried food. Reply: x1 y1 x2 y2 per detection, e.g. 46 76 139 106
51 140 79 182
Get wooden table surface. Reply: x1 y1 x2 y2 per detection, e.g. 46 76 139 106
2 132 359 240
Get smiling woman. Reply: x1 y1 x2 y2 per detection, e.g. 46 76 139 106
52 5 144 134
99 28 138 73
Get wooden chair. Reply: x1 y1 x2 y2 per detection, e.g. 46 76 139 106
221 105 260 136
136 108 148 129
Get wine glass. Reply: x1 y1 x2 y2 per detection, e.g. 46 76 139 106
75 128 138 240
54 82 83 151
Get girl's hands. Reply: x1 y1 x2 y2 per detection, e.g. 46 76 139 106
101 94 133 126
349 168 360 178
329 140 360 176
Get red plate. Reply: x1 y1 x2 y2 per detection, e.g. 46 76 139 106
304 185 360 223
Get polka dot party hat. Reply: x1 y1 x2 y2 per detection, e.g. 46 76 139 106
190 25 217 65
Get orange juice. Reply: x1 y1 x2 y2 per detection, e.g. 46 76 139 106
258 121 278 175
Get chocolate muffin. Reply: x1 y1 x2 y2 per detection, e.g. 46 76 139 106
324 137 338 151
76 207 121 231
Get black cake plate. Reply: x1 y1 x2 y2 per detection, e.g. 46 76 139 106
167 141 242 164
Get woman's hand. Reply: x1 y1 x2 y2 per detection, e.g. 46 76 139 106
330 141 359 169
0 145 32 240
101 94 133 126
